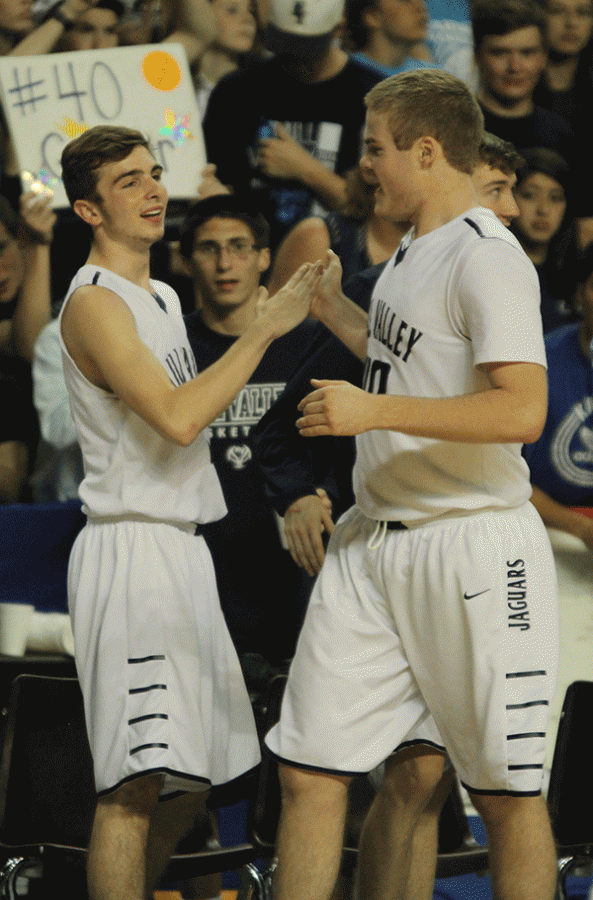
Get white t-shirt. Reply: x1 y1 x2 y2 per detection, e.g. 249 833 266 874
354 207 546 523
59 265 226 526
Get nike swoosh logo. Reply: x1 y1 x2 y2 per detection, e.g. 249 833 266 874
463 589 491 599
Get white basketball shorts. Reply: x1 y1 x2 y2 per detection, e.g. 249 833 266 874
68 518 260 796
265 503 559 795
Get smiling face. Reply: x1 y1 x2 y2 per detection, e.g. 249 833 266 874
212 0 257 53
188 216 269 312
0 222 24 304
513 171 567 246
359 109 421 223
472 162 519 226
476 26 547 106
545 0 593 56
77 145 167 250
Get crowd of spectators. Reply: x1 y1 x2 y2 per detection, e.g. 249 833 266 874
2 0 593 661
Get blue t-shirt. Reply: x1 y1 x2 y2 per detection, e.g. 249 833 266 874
524 323 593 505
350 51 432 79
425 0 470 22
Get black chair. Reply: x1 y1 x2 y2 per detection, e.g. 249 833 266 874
241 674 489 899
0 674 259 899
548 680 593 900
0 655 77 755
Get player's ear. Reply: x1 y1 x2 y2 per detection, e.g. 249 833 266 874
418 136 439 168
73 198 103 226
258 247 271 275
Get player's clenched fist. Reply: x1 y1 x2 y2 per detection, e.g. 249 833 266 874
296 378 379 436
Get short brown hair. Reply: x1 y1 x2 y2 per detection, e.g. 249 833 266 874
478 132 524 175
472 0 547 54
179 196 270 258
365 69 484 175
61 125 152 206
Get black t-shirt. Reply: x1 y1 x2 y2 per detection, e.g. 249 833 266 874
480 103 593 217
203 56 382 250
479 103 574 160
533 57 593 138
184 312 320 660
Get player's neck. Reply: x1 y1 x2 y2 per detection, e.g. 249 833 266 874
87 240 153 293
199 291 259 337
412 174 480 239
367 215 408 263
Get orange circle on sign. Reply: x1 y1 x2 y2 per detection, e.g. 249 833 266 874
142 51 182 91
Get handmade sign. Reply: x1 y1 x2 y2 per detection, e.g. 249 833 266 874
0 43 205 207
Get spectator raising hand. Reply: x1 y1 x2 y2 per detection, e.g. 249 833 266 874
8 191 56 363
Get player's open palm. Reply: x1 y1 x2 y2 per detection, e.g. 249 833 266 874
309 250 344 323
297 378 377 436
258 262 320 338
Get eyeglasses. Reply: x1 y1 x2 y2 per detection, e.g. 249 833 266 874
193 238 258 260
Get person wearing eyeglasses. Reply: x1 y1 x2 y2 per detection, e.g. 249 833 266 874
180 195 320 678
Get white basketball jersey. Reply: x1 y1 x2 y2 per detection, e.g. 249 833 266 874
59 265 226 526
354 208 546 523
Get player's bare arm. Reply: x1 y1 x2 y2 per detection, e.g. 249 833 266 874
61 263 320 447
310 250 369 361
296 361 547 444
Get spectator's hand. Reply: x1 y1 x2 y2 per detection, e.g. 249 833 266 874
61 0 103 20
19 192 56 246
197 164 231 199
297 379 377 437
257 123 314 181
284 488 334 575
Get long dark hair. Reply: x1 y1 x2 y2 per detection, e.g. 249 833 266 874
511 147 578 299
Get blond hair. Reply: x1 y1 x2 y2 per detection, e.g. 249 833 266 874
365 69 484 175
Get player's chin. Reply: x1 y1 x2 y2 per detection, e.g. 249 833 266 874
142 222 166 242
373 191 393 217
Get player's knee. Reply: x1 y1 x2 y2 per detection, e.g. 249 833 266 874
99 773 165 818
469 791 547 830
278 763 351 810
379 750 447 812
